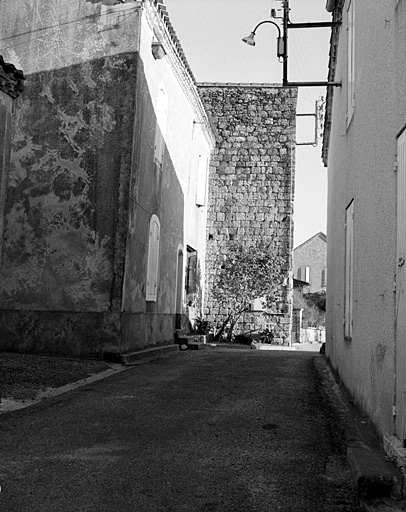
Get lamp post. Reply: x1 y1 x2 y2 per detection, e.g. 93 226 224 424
242 0 341 88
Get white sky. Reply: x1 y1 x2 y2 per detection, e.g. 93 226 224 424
163 0 332 247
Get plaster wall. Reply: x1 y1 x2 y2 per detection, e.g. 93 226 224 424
326 0 406 436
199 84 297 344
293 233 327 293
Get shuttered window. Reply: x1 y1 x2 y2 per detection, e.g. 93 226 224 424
154 86 168 169
196 155 208 206
344 201 354 338
146 215 160 302
297 266 310 283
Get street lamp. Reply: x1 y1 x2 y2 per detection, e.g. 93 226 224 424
242 0 342 88
242 20 284 62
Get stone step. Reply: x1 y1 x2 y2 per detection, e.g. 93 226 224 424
104 344 179 365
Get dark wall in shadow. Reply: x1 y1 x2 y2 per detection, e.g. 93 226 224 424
0 51 185 357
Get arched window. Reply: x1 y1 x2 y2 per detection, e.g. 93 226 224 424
154 86 168 170
146 215 160 301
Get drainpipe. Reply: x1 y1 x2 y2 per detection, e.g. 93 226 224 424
326 0 336 12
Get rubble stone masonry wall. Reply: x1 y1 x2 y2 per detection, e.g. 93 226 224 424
198 84 297 344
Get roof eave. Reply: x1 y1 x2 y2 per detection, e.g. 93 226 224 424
322 0 344 167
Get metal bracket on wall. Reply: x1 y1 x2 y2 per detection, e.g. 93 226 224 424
280 0 342 88
296 98 325 147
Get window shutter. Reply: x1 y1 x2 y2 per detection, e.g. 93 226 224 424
154 87 168 169
345 201 354 337
196 155 208 206
186 251 198 295
304 266 310 283
298 266 310 283
321 269 327 288
146 216 160 301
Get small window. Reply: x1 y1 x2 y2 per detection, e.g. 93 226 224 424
344 201 354 338
146 215 160 301
297 266 310 283
251 297 266 312
154 86 168 169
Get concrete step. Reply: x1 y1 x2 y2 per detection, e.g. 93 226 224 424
347 447 402 499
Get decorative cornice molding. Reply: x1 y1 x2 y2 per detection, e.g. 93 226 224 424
0 56 25 99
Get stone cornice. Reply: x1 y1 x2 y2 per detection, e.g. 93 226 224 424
0 56 25 99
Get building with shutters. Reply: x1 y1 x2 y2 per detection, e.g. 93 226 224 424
293 232 327 294
323 0 406 456
0 0 214 357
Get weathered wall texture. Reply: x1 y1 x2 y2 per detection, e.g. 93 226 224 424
199 84 297 344
0 1 141 355
0 92 14 273
0 0 214 357
293 232 327 293
1 55 136 313
0 58 25 275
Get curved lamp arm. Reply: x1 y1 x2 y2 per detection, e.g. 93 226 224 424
242 20 284 60
251 20 281 39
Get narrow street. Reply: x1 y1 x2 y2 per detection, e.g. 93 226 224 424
0 349 360 512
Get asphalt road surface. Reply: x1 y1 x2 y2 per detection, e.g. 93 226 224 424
0 349 360 512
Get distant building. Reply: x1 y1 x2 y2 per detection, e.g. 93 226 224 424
293 232 327 294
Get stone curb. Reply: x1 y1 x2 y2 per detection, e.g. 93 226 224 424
0 345 181 415
0 363 129 414
314 356 405 511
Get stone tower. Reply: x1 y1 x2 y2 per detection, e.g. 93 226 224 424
198 83 297 344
